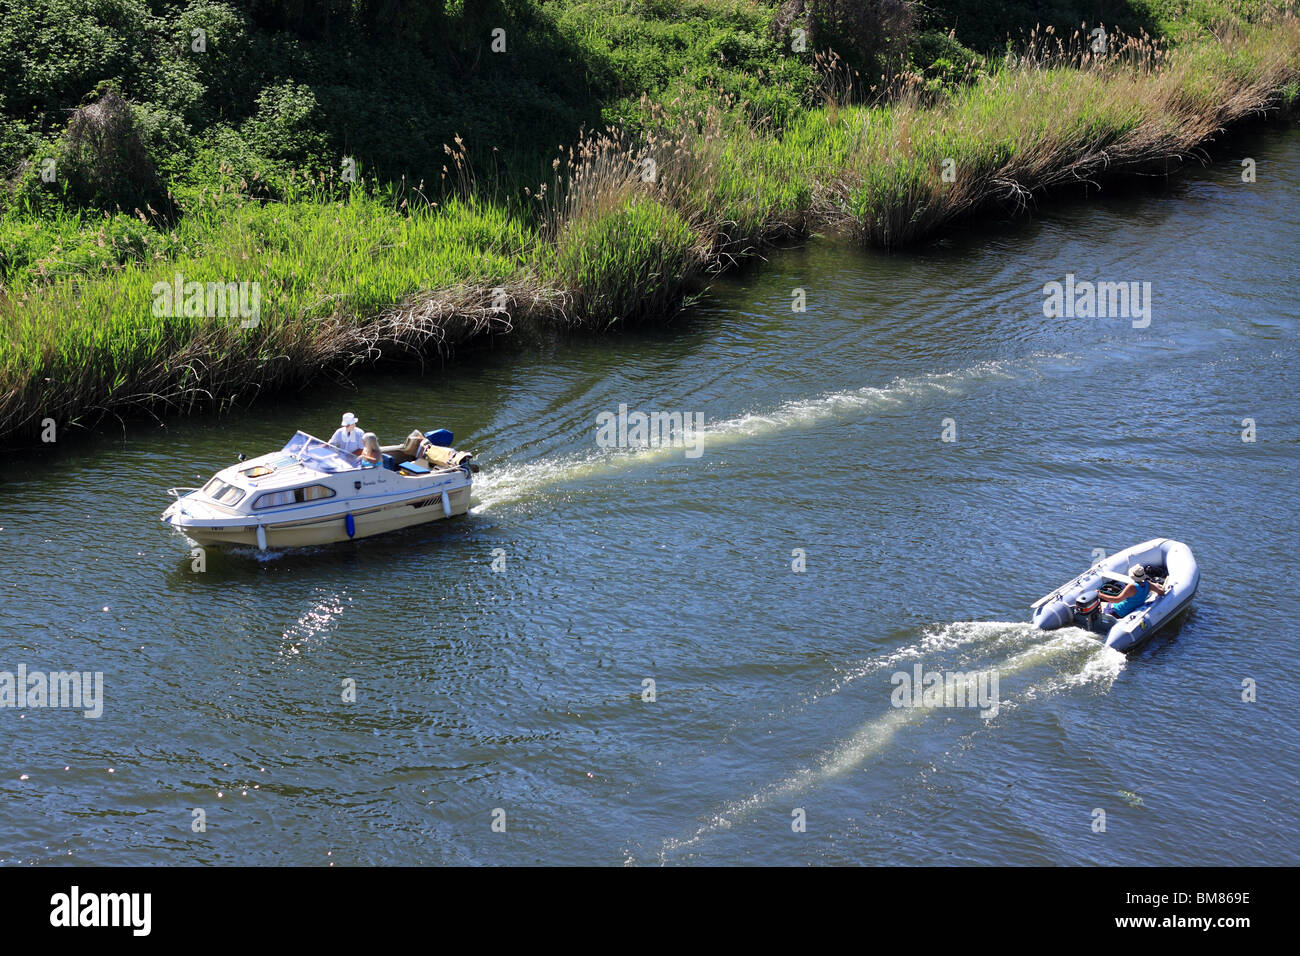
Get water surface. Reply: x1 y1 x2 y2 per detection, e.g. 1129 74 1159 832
2 127 1297 865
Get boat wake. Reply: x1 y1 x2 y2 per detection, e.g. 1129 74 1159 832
655 620 1125 861
472 359 1025 512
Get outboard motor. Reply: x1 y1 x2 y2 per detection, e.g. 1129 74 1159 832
1072 590 1103 634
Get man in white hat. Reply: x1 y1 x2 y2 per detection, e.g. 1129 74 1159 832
328 412 366 455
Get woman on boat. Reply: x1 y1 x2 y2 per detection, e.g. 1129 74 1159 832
1101 564 1167 617
358 432 382 467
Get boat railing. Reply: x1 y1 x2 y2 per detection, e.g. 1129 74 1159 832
1030 560 1104 610
166 486 201 499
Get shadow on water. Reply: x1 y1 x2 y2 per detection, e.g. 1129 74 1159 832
1127 604 1199 660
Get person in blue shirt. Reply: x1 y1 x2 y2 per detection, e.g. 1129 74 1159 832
1102 564 1167 618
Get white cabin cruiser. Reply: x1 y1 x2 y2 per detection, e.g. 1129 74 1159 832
162 428 478 550
1031 538 1199 651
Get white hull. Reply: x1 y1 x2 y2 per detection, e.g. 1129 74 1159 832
179 483 473 549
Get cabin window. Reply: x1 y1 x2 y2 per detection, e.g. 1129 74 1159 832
252 490 295 510
251 484 336 510
202 478 245 506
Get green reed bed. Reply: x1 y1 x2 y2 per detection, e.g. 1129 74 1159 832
830 17 1300 246
547 196 704 327
0 192 537 437
2 14 1298 442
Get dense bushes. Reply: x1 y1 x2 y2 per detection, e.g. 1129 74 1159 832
4 1 1220 222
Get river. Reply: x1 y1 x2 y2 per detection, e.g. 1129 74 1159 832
2 126 1296 866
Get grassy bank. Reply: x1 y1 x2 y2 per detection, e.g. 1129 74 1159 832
827 17 1300 245
2 3 1299 443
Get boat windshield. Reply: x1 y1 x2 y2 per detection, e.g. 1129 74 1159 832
280 431 361 473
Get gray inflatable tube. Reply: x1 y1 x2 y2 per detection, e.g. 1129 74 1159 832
1031 538 1199 651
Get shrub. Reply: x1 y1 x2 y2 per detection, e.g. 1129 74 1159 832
241 80 329 166
53 87 169 214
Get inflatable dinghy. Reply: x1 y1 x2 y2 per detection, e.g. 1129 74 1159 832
1031 538 1199 651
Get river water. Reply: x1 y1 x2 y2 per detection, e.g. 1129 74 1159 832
2 127 1297 866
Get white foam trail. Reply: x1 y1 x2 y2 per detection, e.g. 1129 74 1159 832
1074 645 1128 687
815 620 1035 702
1030 640 1128 694
472 360 1021 512
660 621 1124 860
727 620 1034 738
998 628 1098 674
661 706 923 859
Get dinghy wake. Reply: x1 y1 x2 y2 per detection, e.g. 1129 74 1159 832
654 620 1125 862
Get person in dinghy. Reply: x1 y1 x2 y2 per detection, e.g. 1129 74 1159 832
1100 563 1167 618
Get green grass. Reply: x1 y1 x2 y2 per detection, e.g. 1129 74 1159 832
548 195 703 326
829 16 1300 245
0 189 538 435
1 2 1298 442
